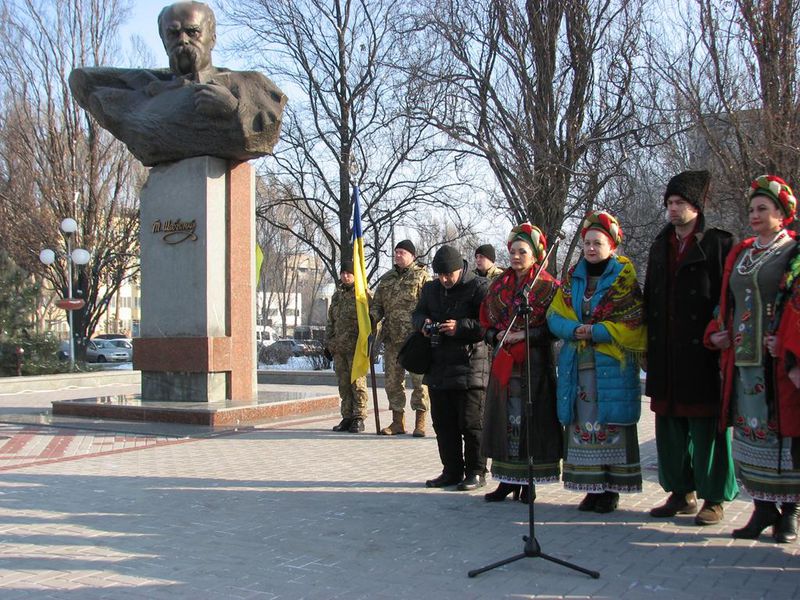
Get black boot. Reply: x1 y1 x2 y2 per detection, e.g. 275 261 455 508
594 491 620 514
775 503 799 544
484 482 521 502
425 472 463 488
732 500 780 539
332 418 352 432
578 493 599 512
457 473 486 491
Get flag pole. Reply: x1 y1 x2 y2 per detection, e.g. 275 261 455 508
369 335 381 434
349 157 379 432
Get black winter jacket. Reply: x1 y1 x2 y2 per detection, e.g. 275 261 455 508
643 215 733 416
411 262 489 390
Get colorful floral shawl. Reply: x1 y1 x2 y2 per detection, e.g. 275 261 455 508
481 266 558 332
548 255 646 362
480 266 559 385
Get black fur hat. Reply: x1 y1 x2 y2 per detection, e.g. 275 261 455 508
663 170 711 211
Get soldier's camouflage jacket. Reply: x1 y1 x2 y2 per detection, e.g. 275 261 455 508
472 264 504 281
326 283 372 355
370 262 431 346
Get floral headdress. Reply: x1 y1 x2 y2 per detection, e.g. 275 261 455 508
581 210 623 249
750 174 796 226
507 222 547 263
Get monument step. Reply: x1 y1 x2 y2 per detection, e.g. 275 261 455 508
50 389 339 429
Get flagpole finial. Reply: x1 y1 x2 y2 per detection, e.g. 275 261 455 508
348 156 360 178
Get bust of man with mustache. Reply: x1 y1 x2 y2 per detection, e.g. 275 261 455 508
68 1 286 167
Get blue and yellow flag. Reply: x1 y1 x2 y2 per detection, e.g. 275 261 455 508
255 244 264 284
351 186 371 382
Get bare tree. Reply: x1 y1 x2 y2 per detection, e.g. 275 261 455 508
0 0 143 346
650 0 800 237
256 178 335 336
413 216 481 266
405 0 655 273
222 0 474 282
257 203 304 338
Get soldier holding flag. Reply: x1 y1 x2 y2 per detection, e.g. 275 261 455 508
326 259 372 433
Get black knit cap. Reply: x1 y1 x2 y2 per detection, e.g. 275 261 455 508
663 170 711 211
474 243 496 262
340 259 354 274
394 239 416 256
432 245 463 274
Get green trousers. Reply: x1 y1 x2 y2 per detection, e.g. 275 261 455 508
655 415 739 503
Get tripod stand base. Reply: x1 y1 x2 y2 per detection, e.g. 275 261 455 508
468 536 600 579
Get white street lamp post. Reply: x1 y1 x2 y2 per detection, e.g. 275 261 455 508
40 218 90 371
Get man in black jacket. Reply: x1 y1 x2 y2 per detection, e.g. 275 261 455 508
644 170 738 526
412 245 490 490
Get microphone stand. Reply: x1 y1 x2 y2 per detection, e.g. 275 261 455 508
469 231 599 580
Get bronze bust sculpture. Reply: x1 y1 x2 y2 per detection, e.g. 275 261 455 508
69 1 286 166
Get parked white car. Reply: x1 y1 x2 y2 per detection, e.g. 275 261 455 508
86 338 133 363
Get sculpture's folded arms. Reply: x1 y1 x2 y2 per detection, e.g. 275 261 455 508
69 66 287 166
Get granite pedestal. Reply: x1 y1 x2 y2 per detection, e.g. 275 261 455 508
132 156 257 404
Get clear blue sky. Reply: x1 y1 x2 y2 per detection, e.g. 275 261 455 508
118 0 169 67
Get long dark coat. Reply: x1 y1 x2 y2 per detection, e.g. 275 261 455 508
643 215 733 417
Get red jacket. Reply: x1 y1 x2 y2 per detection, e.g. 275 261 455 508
704 235 800 436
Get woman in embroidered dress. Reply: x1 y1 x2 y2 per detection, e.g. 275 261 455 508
547 211 646 513
480 223 563 503
705 175 800 543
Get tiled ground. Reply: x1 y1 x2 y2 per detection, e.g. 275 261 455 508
0 384 797 599
0 423 191 472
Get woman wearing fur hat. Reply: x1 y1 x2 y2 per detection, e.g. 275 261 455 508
706 175 800 543
479 223 563 503
547 211 646 513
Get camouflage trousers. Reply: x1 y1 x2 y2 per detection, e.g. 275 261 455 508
334 352 368 419
383 340 430 413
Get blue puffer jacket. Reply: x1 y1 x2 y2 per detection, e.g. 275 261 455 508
546 257 641 426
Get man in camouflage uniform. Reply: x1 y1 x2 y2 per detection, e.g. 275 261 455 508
472 244 504 280
326 260 371 433
371 240 431 436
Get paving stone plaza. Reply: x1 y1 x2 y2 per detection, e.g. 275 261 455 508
0 380 797 599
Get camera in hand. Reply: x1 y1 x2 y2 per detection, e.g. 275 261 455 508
424 321 442 347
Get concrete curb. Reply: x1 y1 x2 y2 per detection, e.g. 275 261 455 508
0 369 386 394
257 369 388 386
0 370 140 394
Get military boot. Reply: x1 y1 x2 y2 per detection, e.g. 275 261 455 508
412 410 426 437
380 410 406 435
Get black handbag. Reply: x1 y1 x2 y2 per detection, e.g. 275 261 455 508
397 331 432 374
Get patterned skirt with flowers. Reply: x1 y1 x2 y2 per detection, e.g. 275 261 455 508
490 375 561 485
562 364 642 493
732 366 800 502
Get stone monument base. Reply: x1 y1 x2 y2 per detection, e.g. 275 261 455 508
51 392 339 428
133 157 257 403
